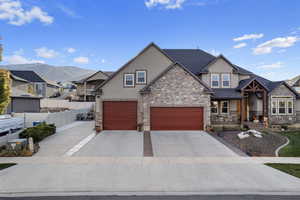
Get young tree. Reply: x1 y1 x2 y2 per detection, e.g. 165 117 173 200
0 38 11 114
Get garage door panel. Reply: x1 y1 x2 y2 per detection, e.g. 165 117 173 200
150 107 203 130
103 101 137 130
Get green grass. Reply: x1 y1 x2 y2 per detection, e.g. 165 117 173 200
266 163 300 179
279 131 300 157
0 163 16 170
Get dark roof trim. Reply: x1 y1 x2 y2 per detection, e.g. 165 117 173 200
95 42 176 91
140 62 213 94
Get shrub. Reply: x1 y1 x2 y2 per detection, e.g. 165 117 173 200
19 123 56 143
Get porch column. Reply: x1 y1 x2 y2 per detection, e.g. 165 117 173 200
262 90 267 118
241 91 245 123
84 81 87 102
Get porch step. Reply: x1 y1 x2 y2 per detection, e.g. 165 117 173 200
243 122 265 131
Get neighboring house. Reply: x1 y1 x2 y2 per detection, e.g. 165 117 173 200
74 71 112 102
6 73 41 113
7 89 42 113
44 79 61 98
10 70 47 97
286 75 300 93
94 43 299 131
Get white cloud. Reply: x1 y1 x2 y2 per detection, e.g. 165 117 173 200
101 59 106 63
66 47 76 53
74 56 89 64
4 54 44 64
233 33 264 42
57 4 81 18
145 0 186 9
257 62 284 69
0 0 53 26
253 36 299 55
35 47 57 58
233 42 247 49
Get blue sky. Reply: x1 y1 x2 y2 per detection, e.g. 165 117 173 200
0 0 300 81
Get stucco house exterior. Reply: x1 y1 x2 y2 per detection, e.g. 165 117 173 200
94 43 299 131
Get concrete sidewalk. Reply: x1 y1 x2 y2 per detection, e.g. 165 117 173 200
34 121 95 157
1 157 300 196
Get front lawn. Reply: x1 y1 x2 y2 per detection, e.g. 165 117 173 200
279 131 300 157
0 163 16 171
266 163 300 179
216 131 286 156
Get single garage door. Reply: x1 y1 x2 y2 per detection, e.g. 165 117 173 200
150 107 203 130
103 101 137 130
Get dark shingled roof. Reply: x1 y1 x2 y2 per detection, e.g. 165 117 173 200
162 49 253 75
10 70 45 83
212 88 242 100
162 49 215 75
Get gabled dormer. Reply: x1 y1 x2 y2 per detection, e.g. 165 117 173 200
200 55 252 88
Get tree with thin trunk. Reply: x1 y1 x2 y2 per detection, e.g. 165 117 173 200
0 39 11 114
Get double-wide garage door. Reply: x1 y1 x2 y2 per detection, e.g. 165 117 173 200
150 107 204 130
103 101 203 130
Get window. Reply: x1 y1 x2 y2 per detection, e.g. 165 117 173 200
124 74 134 87
278 100 286 114
271 97 293 115
211 74 220 88
222 74 230 88
136 71 146 84
288 100 293 114
272 100 277 114
220 101 229 114
211 101 218 114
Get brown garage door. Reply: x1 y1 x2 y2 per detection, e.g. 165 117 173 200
150 107 203 130
103 101 137 130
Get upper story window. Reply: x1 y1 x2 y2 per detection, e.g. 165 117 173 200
222 74 230 88
211 74 220 88
136 70 147 84
124 74 134 87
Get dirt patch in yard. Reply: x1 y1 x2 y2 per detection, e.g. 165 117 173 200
216 131 287 156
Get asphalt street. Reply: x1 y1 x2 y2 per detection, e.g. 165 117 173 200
1 195 300 200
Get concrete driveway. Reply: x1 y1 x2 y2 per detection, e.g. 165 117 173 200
151 131 238 157
74 131 143 157
35 121 95 157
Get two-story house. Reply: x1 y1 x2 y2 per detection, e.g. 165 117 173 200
94 43 299 131
74 71 113 102
10 70 47 97
6 71 42 113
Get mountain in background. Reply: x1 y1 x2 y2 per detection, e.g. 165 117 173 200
0 63 96 82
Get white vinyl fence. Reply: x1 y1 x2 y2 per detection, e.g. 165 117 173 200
13 109 90 128
41 99 95 110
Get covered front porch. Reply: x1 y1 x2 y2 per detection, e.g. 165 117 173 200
210 78 269 126
240 78 269 126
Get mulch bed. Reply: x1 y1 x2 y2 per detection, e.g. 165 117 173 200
216 131 287 156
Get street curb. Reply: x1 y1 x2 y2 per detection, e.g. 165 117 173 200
2 190 300 197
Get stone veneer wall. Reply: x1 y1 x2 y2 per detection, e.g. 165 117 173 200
211 111 240 124
268 84 297 125
141 65 211 131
